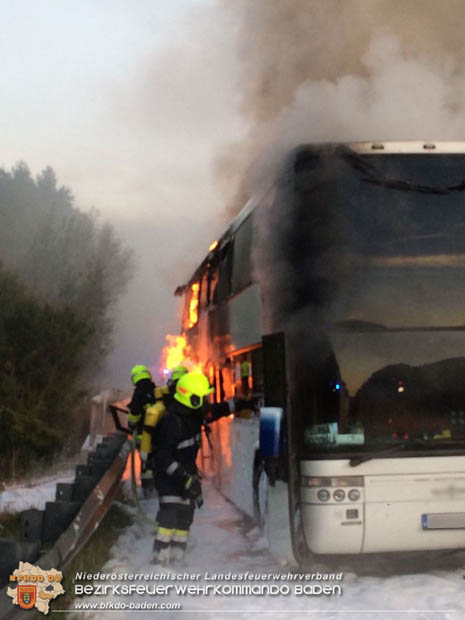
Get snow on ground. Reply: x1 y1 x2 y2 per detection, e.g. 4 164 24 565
0 468 75 513
69 480 465 620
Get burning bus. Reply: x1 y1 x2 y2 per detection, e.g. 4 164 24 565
176 142 465 566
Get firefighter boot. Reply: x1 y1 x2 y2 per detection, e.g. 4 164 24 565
170 544 187 567
141 475 156 498
151 540 171 566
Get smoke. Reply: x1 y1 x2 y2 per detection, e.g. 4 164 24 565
220 0 465 322
216 0 465 204
231 0 465 121
99 5 247 387
234 0 465 321
87 0 465 390
7 1 465 391
112 0 465 382
219 0 465 417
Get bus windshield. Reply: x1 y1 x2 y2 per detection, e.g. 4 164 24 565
295 151 465 457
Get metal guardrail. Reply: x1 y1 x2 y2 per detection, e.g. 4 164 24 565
108 404 131 435
0 437 130 619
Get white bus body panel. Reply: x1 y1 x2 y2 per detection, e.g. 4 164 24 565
202 416 259 517
201 416 295 564
267 480 296 565
301 457 465 554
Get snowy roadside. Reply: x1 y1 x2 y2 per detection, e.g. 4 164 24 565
0 468 75 513
66 480 465 620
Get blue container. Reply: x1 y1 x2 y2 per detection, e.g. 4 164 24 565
259 407 284 458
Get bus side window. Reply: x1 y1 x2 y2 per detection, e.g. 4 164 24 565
182 281 201 330
200 268 209 312
207 262 218 305
231 215 253 295
214 241 234 304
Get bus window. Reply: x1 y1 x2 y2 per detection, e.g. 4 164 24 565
200 268 209 312
288 149 465 456
183 281 200 330
231 215 253 295
207 262 218 305
214 242 233 304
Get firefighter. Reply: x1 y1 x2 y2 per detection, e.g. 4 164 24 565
241 358 251 396
139 365 189 480
166 365 189 397
128 365 157 496
151 372 214 565
140 363 229 468
128 365 156 431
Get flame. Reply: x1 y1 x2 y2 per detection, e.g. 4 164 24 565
161 334 189 371
160 333 203 375
209 240 218 252
188 282 200 328
122 448 141 485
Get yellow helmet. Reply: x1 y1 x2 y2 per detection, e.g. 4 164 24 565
130 364 152 385
171 365 188 382
174 372 214 409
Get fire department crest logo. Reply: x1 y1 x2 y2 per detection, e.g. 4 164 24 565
7 562 64 615
17 585 37 610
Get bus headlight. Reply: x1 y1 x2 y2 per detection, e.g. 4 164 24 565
333 489 345 502
317 489 330 502
348 489 360 502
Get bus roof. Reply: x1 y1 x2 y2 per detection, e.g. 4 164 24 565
300 140 465 154
175 141 465 294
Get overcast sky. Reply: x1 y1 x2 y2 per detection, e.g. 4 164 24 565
1 0 247 388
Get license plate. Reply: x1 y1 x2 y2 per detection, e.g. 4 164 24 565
422 512 465 529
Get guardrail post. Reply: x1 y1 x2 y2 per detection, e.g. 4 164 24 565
20 509 44 542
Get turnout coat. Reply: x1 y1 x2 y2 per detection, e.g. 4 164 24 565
152 400 203 497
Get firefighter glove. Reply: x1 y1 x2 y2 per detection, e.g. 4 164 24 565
127 412 141 430
183 474 202 502
234 398 254 412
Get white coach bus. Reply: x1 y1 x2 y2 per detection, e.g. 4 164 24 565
176 142 465 566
